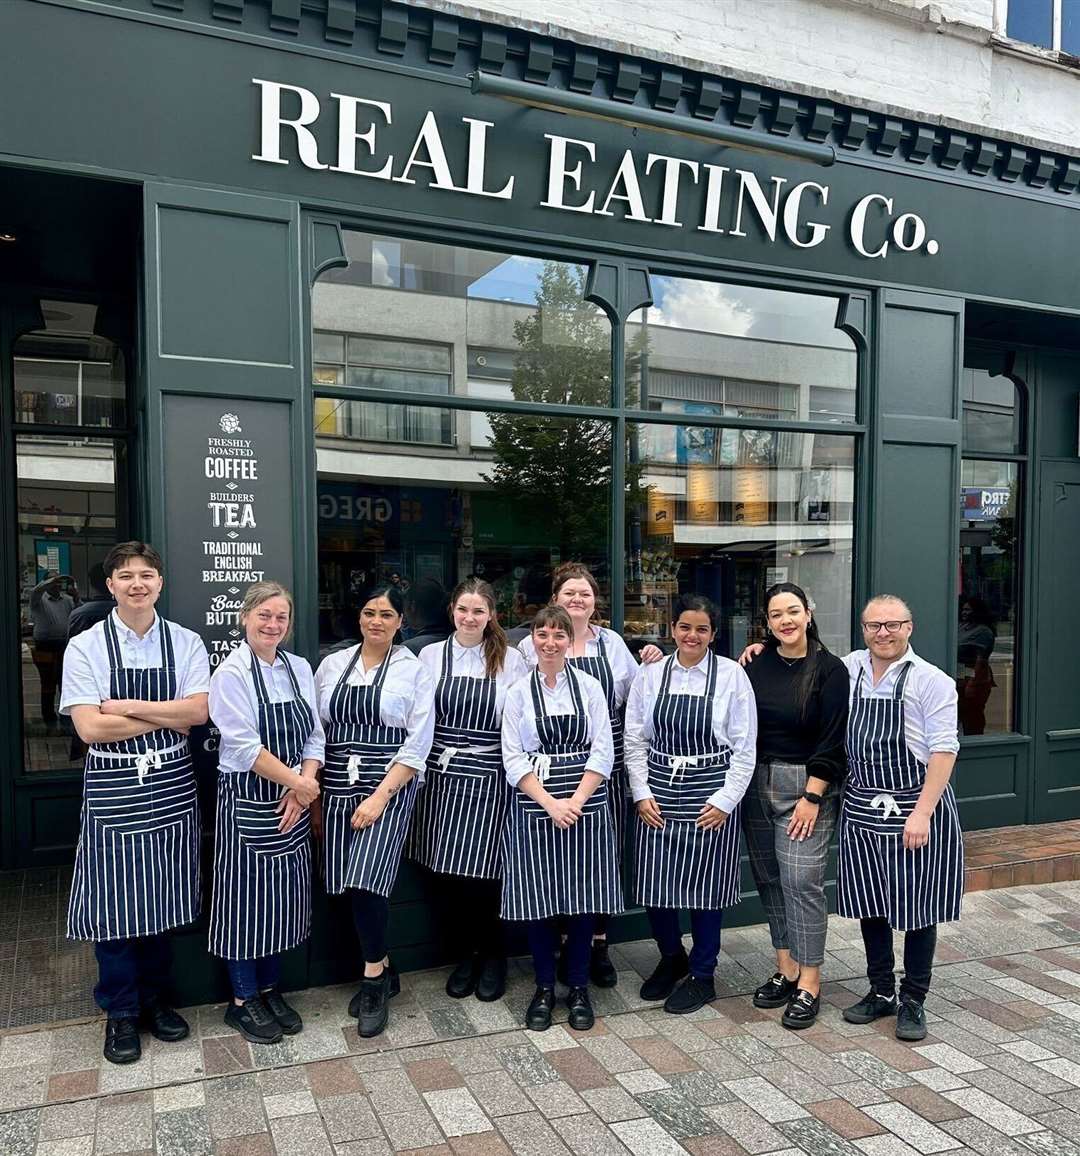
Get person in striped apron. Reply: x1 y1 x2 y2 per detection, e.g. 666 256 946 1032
519 563 661 987
836 595 962 1042
625 593 757 1015
502 605 619 1032
314 584 434 1039
208 582 324 1045
60 541 210 1065
409 578 528 1002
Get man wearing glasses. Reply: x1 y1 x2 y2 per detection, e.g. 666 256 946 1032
836 595 962 1042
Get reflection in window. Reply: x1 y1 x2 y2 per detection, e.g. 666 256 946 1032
314 401 612 655
625 423 854 657
625 276 856 420
961 366 1021 455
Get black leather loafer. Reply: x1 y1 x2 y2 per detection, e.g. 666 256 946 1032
842 989 898 1024
526 985 556 1032
640 950 690 1002
445 957 479 999
589 941 618 988
663 975 716 1015
103 1016 141 1065
262 987 303 1035
753 972 798 1009
140 1001 190 1042
781 988 820 1030
566 986 595 1031
475 955 507 1002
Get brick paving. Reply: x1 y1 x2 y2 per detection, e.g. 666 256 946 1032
3 879 1080 1153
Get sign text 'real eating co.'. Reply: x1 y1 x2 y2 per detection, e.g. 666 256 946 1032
252 79 940 262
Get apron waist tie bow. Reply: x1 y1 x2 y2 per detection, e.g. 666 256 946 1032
135 750 162 786
530 753 552 784
346 754 361 786
870 793 902 820
669 755 699 785
438 747 460 771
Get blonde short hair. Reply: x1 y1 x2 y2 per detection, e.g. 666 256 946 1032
240 581 295 642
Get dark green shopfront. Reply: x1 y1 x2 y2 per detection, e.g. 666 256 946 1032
1 0 1078 1006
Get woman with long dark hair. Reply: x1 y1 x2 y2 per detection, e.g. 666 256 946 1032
742 582 848 1029
314 584 434 1039
409 578 528 1002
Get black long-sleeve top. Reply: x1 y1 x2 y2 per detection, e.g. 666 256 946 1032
745 646 849 784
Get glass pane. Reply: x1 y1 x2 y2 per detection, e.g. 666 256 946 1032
315 401 611 655
626 277 856 419
313 332 345 363
14 325 126 428
1007 0 1053 46
16 436 123 773
313 232 612 406
1065 0 1080 53
625 422 855 656
961 366 1021 454
958 460 1019 735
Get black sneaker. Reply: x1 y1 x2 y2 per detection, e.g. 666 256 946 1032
896 995 927 1041
356 971 390 1039
566 986 595 1031
475 955 508 1003
103 1016 141 1065
349 961 400 1017
842 989 898 1024
139 1000 190 1043
223 996 283 1045
590 940 618 988
753 972 798 1009
526 985 556 1032
781 988 820 1030
262 987 303 1035
640 949 690 1002
663 974 716 1015
445 956 478 999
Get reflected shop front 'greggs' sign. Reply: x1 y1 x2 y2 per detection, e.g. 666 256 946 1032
251 79 940 263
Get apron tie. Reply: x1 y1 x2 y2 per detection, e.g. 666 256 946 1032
530 753 552 783
134 750 162 787
346 754 361 786
870 793 902 821
670 755 699 785
438 747 460 771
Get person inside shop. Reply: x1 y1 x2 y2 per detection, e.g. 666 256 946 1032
29 570 77 730
518 563 662 987
501 605 619 1032
625 593 757 1015
60 541 210 1065
408 578 528 1002
742 593 962 1041
740 583 848 1030
402 578 453 653
208 581 324 1046
314 585 434 1039
956 595 997 736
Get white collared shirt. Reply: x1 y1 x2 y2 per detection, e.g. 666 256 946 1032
843 646 960 760
518 625 637 708
60 610 210 713
624 651 758 814
314 644 435 777
419 635 530 718
501 667 614 788
209 642 326 774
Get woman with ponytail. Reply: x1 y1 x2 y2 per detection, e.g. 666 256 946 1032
410 578 528 1003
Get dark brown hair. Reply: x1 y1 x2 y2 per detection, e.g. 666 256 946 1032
449 578 508 679
532 604 574 637
103 541 163 578
550 562 601 620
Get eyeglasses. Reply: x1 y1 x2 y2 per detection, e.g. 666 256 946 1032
861 620 911 634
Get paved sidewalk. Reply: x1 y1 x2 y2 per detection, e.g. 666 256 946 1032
3 880 1080 1155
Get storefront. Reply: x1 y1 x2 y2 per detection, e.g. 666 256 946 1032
2 0 1078 1002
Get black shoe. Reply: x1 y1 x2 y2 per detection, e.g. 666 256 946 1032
349 961 400 1017
223 996 283 1045
781 988 820 1030
753 972 798 1009
103 1017 141 1065
446 956 479 999
590 940 618 988
896 995 927 1041
842 989 898 1024
526 985 556 1032
566 986 595 1031
475 955 507 1002
357 971 391 1039
261 987 303 1035
139 1001 190 1043
664 974 716 1015
640 950 690 1002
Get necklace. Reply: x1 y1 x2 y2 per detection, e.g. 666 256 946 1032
777 652 804 667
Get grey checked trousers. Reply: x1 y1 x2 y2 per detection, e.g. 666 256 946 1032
742 761 838 967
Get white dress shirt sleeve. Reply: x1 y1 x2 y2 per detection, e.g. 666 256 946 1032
708 663 758 814
59 633 103 713
209 662 263 773
393 660 436 777
602 628 637 709
501 681 534 788
176 629 212 698
623 664 653 802
582 674 614 780
916 664 960 755
517 636 537 668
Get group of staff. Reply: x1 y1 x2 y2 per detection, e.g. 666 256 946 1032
60 543 962 1065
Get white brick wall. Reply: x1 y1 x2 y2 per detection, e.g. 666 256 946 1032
411 0 1080 154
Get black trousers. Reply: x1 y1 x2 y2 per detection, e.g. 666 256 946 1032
94 934 171 1018
430 870 504 960
860 916 937 1003
351 890 391 965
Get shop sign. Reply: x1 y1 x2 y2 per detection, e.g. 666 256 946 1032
961 486 1011 521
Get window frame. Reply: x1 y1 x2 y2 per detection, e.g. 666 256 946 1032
996 0 1075 53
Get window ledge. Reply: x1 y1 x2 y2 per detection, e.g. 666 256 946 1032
990 33 1080 75
959 732 1032 748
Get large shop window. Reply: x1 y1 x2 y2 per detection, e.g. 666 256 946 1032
957 363 1024 736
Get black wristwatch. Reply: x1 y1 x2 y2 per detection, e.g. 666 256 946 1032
802 789 824 805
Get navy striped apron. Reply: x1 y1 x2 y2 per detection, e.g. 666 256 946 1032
836 663 964 931
209 651 314 960
501 668 623 921
409 640 508 880
633 653 742 911
569 633 629 866
323 647 418 898
68 617 200 941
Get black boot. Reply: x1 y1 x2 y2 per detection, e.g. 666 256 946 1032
103 1017 141 1064
445 956 479 999
475 956 507 1002
566 986 595 1031
357 971 391 1039
589 940 618 988
640 949 690 1002
526 986 555 1032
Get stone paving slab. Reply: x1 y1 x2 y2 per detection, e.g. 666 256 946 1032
1 880 1080 1153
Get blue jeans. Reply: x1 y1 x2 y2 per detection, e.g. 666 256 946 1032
647 907 724 981
527 914 594 987
94 934 171 1019
226 955 281 1001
